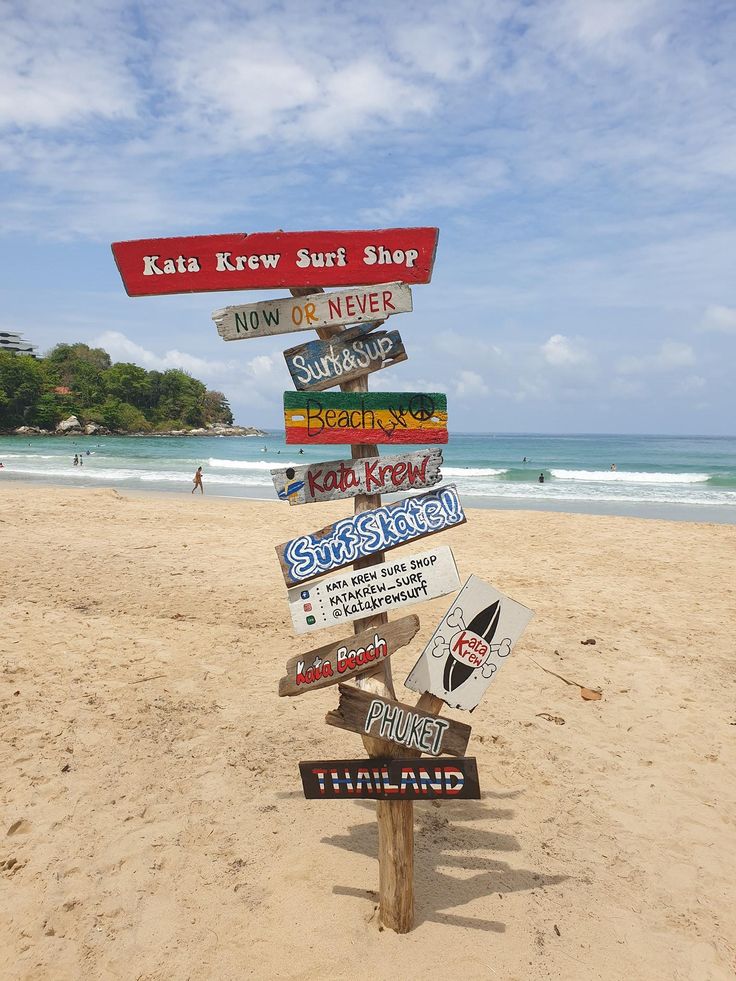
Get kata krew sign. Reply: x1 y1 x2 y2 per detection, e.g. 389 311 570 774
287 544 460 634
283 330 407 392
284 391 448 445
213 283 412 341
299 757 480 800
405 575 534 711
271 448 443 505
278 616 420 697
111 229 438 296
275 484 466 587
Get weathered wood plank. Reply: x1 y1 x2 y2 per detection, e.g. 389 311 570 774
214 283 412 341
299 757 480 800
283 330 407 392
111 228 439 296
271 448 443 505
325 684 471 757
283 391 448 445
287 544 460 635
278 616 420 697
275 484 466 587
405 575 534 711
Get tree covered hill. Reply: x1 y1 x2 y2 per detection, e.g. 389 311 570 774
0 343 234 433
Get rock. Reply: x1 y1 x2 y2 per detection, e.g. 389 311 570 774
84 423 101 435
56 415 81 433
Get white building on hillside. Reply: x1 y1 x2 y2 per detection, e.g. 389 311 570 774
0 331 39 357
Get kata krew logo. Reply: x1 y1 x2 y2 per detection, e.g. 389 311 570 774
432 602 512 692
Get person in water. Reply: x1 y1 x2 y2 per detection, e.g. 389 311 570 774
192 466 204 494
610 463 617 471
538 472 545 483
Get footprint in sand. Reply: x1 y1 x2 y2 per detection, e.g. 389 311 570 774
6 819 31 836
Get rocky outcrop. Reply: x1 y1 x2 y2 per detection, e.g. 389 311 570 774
14 425 50 435
56 415 82 433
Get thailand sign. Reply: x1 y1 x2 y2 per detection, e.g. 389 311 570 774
213 283 412 341
325 684 471 757
111 228 439 296
405 576 534 711
276 484 466 587
278 616 420 697
284 391 448 445
299 757 480 800
271 448 443 506
283 330 407 392
287 545 460 635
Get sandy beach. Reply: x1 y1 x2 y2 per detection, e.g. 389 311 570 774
1 484 734 980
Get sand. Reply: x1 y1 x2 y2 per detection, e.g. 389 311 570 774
1 484 734 980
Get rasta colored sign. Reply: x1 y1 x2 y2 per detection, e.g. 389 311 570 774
405 575 534 711
299 757 480 800
325 684 471 757
278 616 420 697
284 391 448 445
283 330 407 392
213 283 412 341
111 228 438 296
287 544 460 635
275 484 466 587
271 448 443 505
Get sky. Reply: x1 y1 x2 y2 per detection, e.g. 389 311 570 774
1 0 735 434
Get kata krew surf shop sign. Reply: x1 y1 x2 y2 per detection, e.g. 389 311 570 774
275 484 466 587
278 615 420 697
271 448 443 506
326 684 472 758
111 228 438 296
405 575 534 711
284 391 448 445
288 544 460 634
283 330 407 392
299 757 480 800
213 283 412 341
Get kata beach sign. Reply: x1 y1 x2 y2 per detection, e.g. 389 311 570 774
110 225 534 934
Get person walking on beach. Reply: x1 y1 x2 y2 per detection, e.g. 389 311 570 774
192 466 204 494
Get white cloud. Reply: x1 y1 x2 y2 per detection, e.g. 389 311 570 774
454 370 486 400
92 330 235 377
541 334 592 367
616 340 696 375
699 305 736 334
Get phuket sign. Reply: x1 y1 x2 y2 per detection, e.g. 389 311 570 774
111 228 438 296
275 484 466 587
405 576 534 711
325 684 472 758
287 545 460 634
271 448 443 506
284 391 448 445
278 616 420 697
213 283 412 341
299 757 480 800
283 330 407 392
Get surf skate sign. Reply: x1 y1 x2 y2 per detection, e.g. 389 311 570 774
287 544 460 635
278 616 420 697
112 229 438 296
405 575 534 711
214 283 412 341
284 391 448 445
275 484 466 587
325 684 472 757
299 756 480 800
283 329 407 392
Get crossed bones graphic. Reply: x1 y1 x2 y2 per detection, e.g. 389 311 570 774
430 605 512 681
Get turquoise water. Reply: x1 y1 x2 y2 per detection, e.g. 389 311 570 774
1 431 735 523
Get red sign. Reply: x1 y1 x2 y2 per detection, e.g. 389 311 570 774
111 228 439 297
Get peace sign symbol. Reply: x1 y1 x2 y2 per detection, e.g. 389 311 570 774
409 394 436 422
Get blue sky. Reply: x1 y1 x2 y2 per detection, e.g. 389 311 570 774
1 0 735 434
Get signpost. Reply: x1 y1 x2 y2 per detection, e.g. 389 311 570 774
275 484 466 587
111 228 438 296
213 282 412 341
325 684 471 757
271 448 443 505
283 391 448 445
299 757 480 800
283 330 407 392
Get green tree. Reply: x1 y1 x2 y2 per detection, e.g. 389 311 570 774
0 353 45 428
102 363 151 411
203 390 233 425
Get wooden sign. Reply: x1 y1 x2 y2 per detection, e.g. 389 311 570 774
271 448 443 506
326 684 471 757
283 330 407 392
284 391 448 445
405 576 534 711
299 757 480 800
287 544 460 635
213 283 412 341
111 228 438 296
276 484 466 587
278 616 420 697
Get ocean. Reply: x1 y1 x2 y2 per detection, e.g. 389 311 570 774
1 432 735 523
